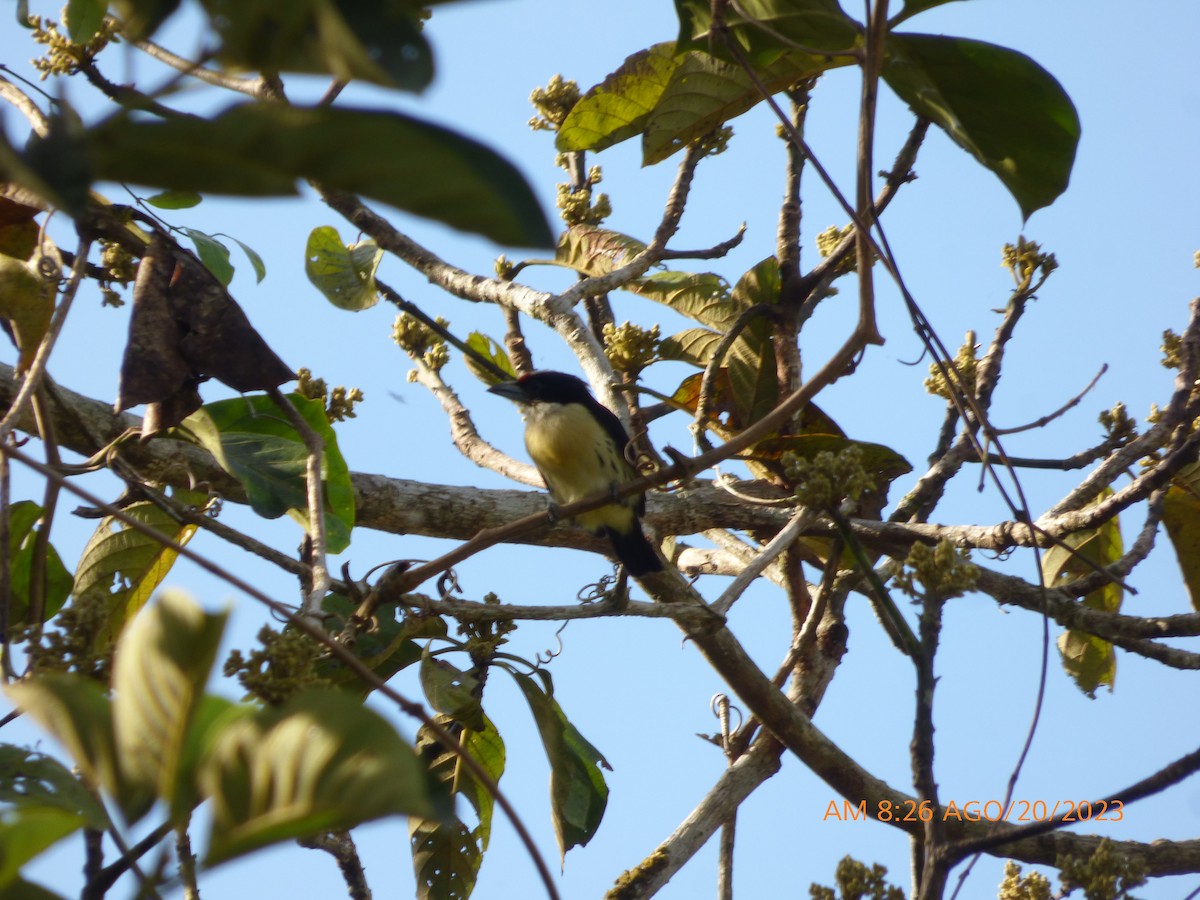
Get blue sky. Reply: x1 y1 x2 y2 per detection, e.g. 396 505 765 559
4 1 1200 898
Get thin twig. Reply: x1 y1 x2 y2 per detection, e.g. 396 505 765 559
267 388 329 620
711 507 816 615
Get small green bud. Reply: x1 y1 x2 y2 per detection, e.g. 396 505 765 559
603 321 660 375
998 861 1052 900
529 74 581 132
925 332 979 400
1001 235 1057 286
784 446 874 511
1161 329 1184 369
893 540 978 601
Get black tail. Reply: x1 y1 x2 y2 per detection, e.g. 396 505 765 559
606 524 663 575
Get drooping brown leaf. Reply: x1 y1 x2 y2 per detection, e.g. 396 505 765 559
116 232 194 417
116 231 293 433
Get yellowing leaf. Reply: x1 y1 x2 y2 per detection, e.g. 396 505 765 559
0 251 54 373
1161 480 1200 612
1041 489 1123 697
305 225 381 311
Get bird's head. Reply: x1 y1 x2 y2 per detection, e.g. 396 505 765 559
487 371 595 406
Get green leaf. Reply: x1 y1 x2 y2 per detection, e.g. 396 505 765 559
0 745 109 830
4 501 73 629
304 225 381 311
317 595 447 696
86 103 554 248
199 689 434 864
109 0 182 41
1162 480 1200 612
64 0 106 43
0 807 84 889
4 676 154 822
111 590 227 819
464 332 516 386
1041 489 1123 697
884 34 1079 219
181 228 234 286
557 41 844 165
145 189 202 209
409 715 505 900
228 235 267 283
889 0 971 27
557 43 685 153
658 326 722 367
409 817 481 900
175 694 243 819
511 672 609 861
0 875 70 899
199 0 433 92
632 270 733 330
72 489 203 649
180 394 355 553
674 0 860 63
419 651 486 733
642 50 843 165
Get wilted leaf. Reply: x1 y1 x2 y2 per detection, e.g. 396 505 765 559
180 394 355 553
115 233 293 432
555 226 646 277
304 225 381 311
511 672 609 861
112 590 227 818
884 34 1079 219
87 103 554 248
200 689 434 864
72 489 203 649
670 370 742 434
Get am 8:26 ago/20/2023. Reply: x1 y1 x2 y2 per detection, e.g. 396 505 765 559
822 798 1125 824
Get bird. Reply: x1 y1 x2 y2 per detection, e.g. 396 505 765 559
488 370 662 575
